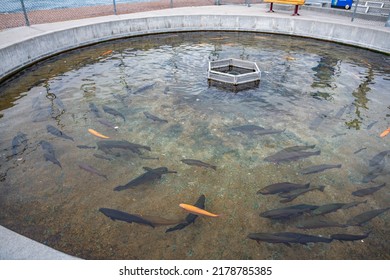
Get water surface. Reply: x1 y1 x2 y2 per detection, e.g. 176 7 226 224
0 32 389 259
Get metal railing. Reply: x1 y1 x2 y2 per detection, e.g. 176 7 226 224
1 0 389 30
0 0 216 30
350 0 390 22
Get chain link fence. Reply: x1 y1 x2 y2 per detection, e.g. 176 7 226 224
1 0 389 30
215 0 264 6
0 0 216 30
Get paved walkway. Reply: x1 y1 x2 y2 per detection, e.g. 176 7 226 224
1 4 388 49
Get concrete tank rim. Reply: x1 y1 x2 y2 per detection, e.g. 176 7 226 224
0 5 389 83
0 5 390 82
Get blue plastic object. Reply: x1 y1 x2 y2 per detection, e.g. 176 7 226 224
331 0 353 9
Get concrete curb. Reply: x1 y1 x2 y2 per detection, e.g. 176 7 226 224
0 226 79 260
0 5 389 82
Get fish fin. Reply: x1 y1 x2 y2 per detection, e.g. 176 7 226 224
279 198 293 203
143 167 153 172
114 185 127 191
165 222 188 233
365 230 373 236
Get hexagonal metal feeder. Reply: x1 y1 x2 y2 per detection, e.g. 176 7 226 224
207 58 261 92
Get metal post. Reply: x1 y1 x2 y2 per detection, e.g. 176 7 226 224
385 12 390 27
351 0 359 22
170 0 173 8
113 0 117 15
20 0 30 26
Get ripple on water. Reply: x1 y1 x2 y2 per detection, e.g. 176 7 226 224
0 32 389 260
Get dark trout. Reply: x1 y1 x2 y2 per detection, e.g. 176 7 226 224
114 167 176 191
99 208 155 228
102 105 125 122
166 194 206 233
352 183 386 197
248 232 332 246
46 124 74 141
300 164 342 175
181 159 217 171
257 182 310 195
143 111 168 123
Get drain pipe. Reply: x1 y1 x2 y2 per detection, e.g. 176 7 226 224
19 0 30 26
113 0 117 15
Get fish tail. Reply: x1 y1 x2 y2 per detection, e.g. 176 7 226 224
319 185 326 192
114 185 126 191
379 128 390 137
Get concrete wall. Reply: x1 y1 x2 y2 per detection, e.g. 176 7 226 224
1 8 389 83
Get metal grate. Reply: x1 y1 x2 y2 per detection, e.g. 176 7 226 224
208 58 261 92
351 0 390 24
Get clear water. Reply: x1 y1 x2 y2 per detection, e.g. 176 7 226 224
0 32 389 259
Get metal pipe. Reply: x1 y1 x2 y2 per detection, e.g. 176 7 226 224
351 0 359 22
113 0 117 15
20 0 30 26
170 0 173 8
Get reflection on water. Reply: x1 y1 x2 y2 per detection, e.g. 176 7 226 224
0 32 389 260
